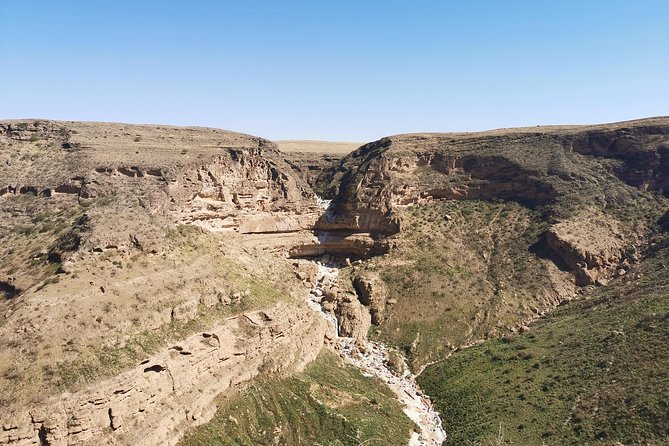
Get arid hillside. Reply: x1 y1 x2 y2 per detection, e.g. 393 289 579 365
0 120 415 446
315 117 669 367
1 118 668 446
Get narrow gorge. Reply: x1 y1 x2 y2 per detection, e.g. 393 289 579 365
300 199 446 446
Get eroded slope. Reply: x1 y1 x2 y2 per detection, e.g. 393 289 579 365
0 120 330 445
314 117 669 370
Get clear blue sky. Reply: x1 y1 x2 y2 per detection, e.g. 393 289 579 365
1 1 667 141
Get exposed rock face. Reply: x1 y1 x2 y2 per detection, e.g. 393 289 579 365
336 295 372 341
0 120 330 446
170 148 319 233
289 232 391 259
0 120 320 240
0 303 326 446
0 119 324 297
2 117 668 446
570 124 669 192
545 216 628 285
353 273 388 325
316 118 669 282
317 119 669 232
293 260 320 285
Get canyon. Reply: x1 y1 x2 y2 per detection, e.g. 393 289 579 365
1 117 668 445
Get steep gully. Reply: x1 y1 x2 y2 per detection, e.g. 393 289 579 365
304 198 446 446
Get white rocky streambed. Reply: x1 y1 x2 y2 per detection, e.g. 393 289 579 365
305 198 446 445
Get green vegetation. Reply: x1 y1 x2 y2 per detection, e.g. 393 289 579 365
180 351 415 446
418 236 669 445
0 197 85 296
362 199 553 369
50 299 241 389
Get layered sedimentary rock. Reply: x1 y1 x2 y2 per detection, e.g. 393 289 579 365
0 120 320 239
0 120 329 446
316 117 669 281
2 117 668 446
289 232 391 259
0 303 326 446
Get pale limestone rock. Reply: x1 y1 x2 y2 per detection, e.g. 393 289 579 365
0 303 326 446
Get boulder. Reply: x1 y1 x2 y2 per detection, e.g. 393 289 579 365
353 272 388 324
294 261 319 284
336 299 371 340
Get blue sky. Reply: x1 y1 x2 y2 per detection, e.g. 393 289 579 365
1 1 667 141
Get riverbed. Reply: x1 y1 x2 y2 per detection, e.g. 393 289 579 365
304 257 446 446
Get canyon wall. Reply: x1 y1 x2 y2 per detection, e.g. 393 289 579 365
315 118 669 281
0 303 327 446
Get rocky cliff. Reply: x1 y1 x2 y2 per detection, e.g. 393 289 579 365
316 117 669 282
310 118 669 369
2 117 668 445
0 120 329 446
0 120 320 235
0 303 326 446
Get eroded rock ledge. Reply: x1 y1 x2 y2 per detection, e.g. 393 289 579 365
0 303 327 446
314 118 669 282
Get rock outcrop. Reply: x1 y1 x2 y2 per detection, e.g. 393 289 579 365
0 120 330 446
2 117 669 446
315 117 669 283
0 120 320 242
545 215 629 285
335 294 372 341
353 272 388 325
289 232 391 259
0 303 326 446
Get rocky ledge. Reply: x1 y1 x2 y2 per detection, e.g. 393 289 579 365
0 303 326 446
315 117 669 283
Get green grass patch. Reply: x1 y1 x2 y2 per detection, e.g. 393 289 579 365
179 350 415 446
418 236 669 445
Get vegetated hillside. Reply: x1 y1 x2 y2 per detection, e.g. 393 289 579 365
418 232 669 445
180 351 414 446
316 117 669 370
317 117 669 234
0 120 390 446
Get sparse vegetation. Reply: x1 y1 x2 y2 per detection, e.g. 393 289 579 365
2 118 668 445
361 199 554 369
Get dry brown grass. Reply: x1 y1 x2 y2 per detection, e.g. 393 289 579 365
276 140 361 154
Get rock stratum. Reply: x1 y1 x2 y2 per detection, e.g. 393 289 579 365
1 117 668 445
1 304 325 446
0 120 329 445
317 117 669 283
